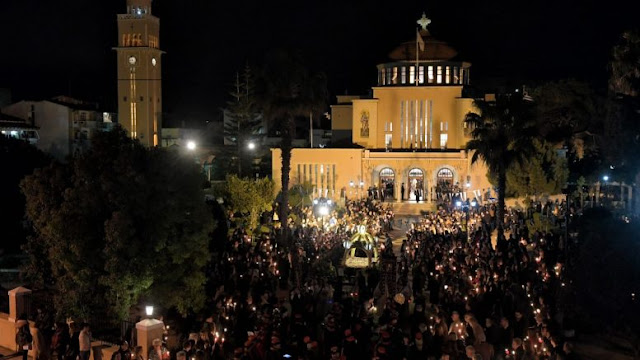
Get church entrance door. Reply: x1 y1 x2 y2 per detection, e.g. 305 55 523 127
408 168 424 201
379 168 395 200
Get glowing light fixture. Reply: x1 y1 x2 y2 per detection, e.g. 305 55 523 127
186 140 196 150
145 305 154 316
318 205 329 216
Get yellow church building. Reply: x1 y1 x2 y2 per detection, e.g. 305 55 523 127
272 14 491 206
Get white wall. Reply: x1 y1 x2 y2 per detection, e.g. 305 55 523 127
3 101 71 160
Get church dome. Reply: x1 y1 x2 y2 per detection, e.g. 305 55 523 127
388 29 458 61
375 14 471 87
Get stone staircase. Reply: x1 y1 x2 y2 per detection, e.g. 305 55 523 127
390 201 437 215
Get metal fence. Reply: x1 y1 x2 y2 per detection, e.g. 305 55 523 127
91 318 137 347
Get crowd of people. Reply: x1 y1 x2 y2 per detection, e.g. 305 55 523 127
18 197 578 360
173 197 576 360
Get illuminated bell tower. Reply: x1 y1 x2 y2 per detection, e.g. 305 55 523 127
115 0 163 147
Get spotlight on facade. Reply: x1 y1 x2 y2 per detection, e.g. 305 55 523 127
455 200 462 207
602 175 609 182
145 305 154 317
186 140 196 150
349 181 355 187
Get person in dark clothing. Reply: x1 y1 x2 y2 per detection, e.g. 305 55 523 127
15 320 32 360
406 332 428 359
111 341 131 360
485 317 501 347
67 323 80 360
496 317 514 353
51 323 70 360
512 311 528 339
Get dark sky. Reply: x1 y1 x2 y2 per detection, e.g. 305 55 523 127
0 0 638 126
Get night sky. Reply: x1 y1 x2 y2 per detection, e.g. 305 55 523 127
0 0 638 126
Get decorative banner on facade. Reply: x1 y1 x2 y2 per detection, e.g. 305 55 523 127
360 110 370 138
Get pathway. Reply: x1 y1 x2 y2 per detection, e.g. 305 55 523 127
388 215 421 256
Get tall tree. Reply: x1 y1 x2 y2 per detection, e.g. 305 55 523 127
610 30 640 97
605 30 640 186
21 128 214 321
258 50 327 247
224 64 262 177
503 139 568 198
531 80 602 161
465 93 537 236
225 174 275 232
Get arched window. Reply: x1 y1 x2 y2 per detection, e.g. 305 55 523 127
437 168 454 186
380 168 395 179
409 168 423 178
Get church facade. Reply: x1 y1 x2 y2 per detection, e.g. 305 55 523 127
272 15 491 204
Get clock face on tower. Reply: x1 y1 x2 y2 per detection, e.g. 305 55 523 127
128 56 137 65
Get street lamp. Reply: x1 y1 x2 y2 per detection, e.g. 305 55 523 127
145 305 154 317
602 175 609 182
186 140 196 151
318 204 330 216
313 197 332 228
247 142 256 150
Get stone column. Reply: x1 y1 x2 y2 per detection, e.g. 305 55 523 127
8 287 32 322
136 319 165 360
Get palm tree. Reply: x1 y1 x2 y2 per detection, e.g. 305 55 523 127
258 50 327 247
465 93 536 237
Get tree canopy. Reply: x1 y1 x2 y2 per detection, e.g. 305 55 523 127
21 128 214 321
503 139 568 198
225 174 275 233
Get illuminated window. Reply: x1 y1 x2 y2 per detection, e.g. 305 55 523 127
437 168 454 185
401 67 406 84
418 66 424 84
385 134 392 148
392 67 398 84
409 66 415 84
437 66 442 84
453 66 459 83
445 66 450 84
440 134 448 149
381 68 386 85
